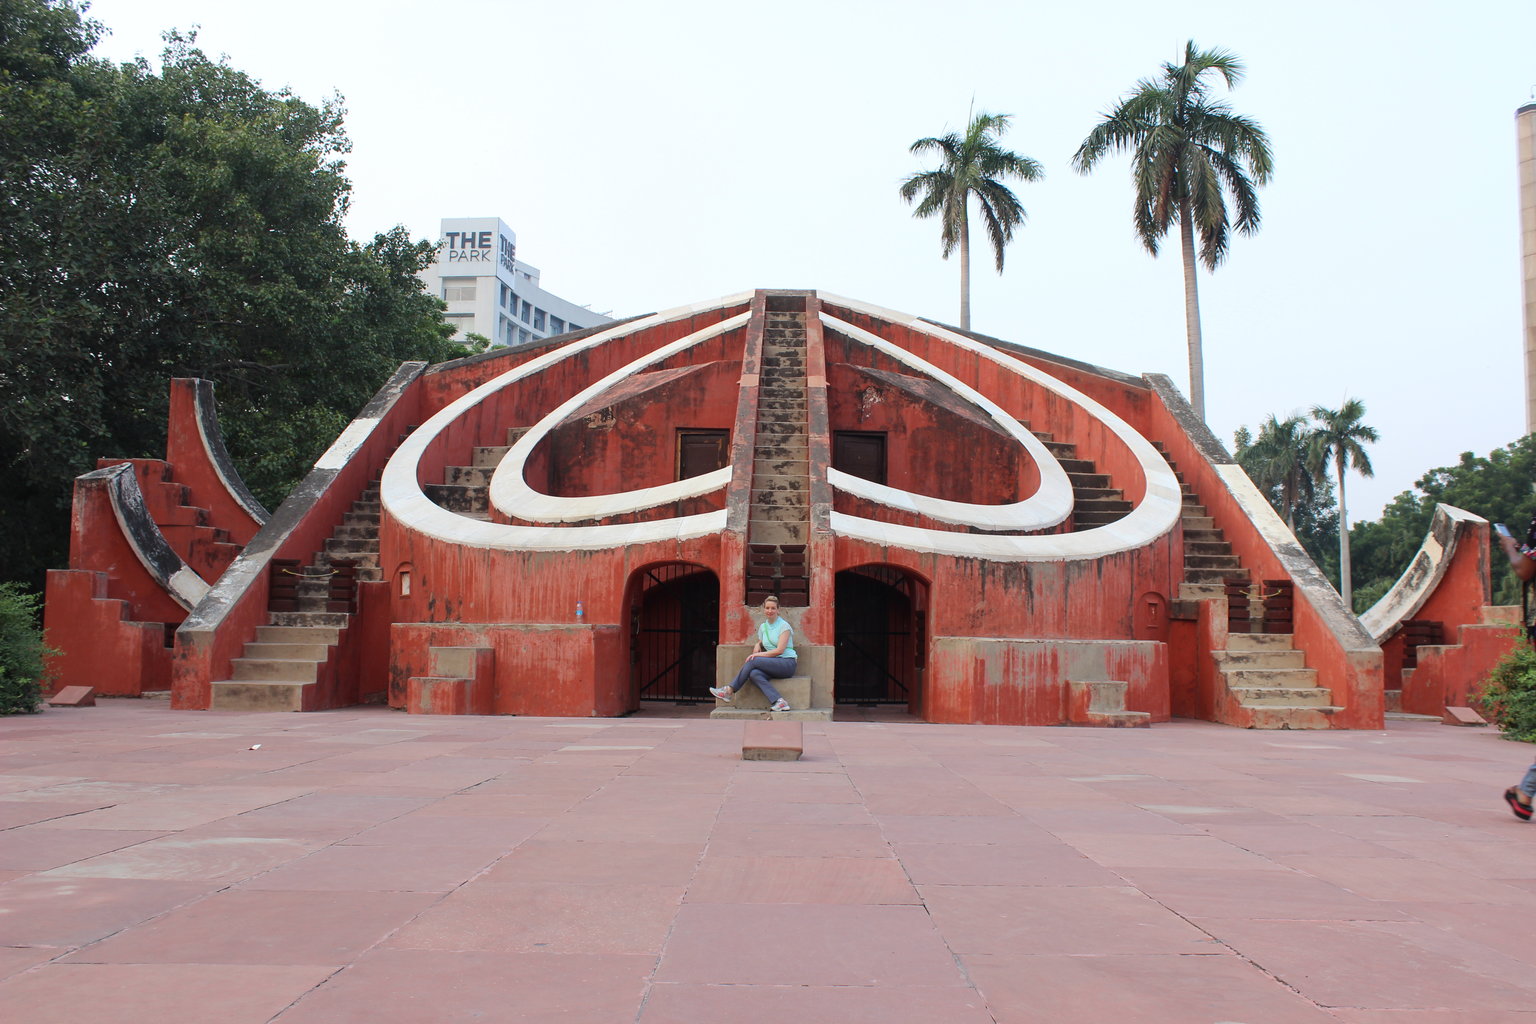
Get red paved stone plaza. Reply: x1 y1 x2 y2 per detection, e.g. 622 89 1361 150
1 703 1533 1022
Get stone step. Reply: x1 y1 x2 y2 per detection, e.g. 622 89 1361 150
473 445 511 467
344 512 380 528
714 675 812 710
1182 515 1215 530
424 483 489 514
351 500 381 515
1230 686 1334 706
1066 473 1110 489
1226 632 1294 651
269 611 350 629
1222 667 1318 688
1213 649 1308 669
1183 528 1224 542
710 707 834 722
1072 487 1122 501
210 680 311 712
1187 554 1242 570
256 625 342 645
1179 582 1225 601
1238 705 1341 729
1058 459 1097 474
231 658 320 682
1186 567 1250 584
242 641 332 661
445 466 494 487
331 524 378 541
1186 541 1232 556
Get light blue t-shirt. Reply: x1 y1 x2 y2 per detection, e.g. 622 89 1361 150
758 618 796 659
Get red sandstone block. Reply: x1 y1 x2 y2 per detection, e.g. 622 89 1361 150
48 686 96 707
1441 705 1487 727
742 721 803 761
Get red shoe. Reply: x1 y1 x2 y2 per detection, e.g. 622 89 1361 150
1504 787 1532 821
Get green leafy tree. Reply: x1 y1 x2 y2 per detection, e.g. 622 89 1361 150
1309 399 1378 608
0 1 460 588
0 583 52 714
1072 41 1273 421
1236 413 1317 532
1235 422 1338 575
900 110 1043 331
1475 639 1536 742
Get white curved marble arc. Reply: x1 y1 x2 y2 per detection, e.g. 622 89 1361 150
818 294 1183 561
490 311 749 522
1359 503 1486 642
382 293 752 551
820 314 1073 532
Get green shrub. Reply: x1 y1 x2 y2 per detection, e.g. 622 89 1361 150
1475 637 1536 742
0 583 52 715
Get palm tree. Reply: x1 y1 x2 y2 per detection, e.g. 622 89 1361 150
900 111 1043 331
1309 399 1378 609
1238 413 1316 532
1071 41 1273 421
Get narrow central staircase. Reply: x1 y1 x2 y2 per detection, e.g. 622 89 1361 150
716 306 825 721
745 310 810 608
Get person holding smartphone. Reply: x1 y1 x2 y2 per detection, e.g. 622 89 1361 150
1494 517 1536 821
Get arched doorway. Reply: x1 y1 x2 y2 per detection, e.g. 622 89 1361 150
834 565 928 712
627 563 720 705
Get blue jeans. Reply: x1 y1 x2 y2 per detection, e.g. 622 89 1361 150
729 656 796 704
1521 760 1536 799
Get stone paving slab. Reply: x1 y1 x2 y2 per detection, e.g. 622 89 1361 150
1 702 1534 1022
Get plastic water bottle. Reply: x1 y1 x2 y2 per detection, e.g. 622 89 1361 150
576 600 584 622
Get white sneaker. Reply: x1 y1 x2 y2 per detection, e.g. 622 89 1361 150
709 686 733 702
769 698 791 712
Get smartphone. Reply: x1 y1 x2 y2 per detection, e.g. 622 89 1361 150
1495 522 1514 539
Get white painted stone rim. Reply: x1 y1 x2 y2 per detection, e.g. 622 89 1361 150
818 295 1181 561
382 292 750 551
821 312 1072 531
1359 503 1485 641
490 312 749 521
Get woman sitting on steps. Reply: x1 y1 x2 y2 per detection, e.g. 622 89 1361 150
711 595 796 712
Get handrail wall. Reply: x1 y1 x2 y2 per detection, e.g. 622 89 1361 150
171 362 430 709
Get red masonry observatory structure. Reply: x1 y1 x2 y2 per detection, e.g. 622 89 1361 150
44 289 1519 727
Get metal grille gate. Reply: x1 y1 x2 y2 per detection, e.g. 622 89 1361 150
632 564 720 703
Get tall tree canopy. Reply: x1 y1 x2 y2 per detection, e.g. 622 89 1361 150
1236 413 1317 533
899 110 1043 331
1072 41 1272 421
1308 399 1378 609
0 0 460 589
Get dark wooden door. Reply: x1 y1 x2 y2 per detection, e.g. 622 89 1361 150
833 431 886 484
678 430 729 480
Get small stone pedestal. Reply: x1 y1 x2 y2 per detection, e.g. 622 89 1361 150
743 721 803 761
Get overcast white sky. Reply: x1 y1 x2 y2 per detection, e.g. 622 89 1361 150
85 0 1536 522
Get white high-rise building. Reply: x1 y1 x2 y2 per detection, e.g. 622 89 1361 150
420 217 614 348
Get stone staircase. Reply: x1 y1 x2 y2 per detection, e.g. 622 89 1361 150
1031 433 1134 529
209 483 384 711
1212 633 1341 729
425 427 525 521
1152 446 1338 728
110 458 245 580
747 310 810 607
